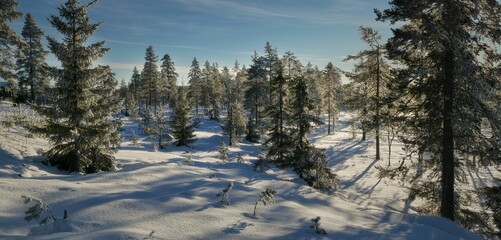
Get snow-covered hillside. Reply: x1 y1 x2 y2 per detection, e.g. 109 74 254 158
0 101 488 239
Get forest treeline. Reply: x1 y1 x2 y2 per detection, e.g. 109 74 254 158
1 0 500 237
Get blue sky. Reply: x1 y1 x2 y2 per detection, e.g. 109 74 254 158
13 0 393 84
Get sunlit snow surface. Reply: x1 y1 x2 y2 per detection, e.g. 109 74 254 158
0 101 491 239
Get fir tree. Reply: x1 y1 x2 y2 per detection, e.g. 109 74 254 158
0 0 22 82
187 57 202 116
224 101 247 146
218 140 229 163
289 75 337 190
16 13 49 103
244 52 267 142
376 0 501 225
159 54 178 108
140 46 160 112
170 89 198 146
141 108 170 149
264 63 292 166
129 67 141 101
33 0 120 173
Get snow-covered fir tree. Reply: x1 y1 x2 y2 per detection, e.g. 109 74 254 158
16 13 49 103
0 0 22 82
142 108 170 149
170 88 197 146
376 0 501 229
129 67 141 102
33 0 120 173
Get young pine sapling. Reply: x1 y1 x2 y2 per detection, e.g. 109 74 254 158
219 141 229 163
22 195 57 225
217 182 233 206
253 188 277 216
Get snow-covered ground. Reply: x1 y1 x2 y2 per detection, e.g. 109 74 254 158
0 101 492 239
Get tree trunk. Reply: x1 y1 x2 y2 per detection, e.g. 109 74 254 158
375 48 381 160
441 48 455 221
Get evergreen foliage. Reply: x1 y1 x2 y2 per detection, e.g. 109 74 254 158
16 13 49 103
140 46 160 112
218 140 229 163
376 0 501 226
322 62 342 135
264 64 292 166
217 181 233 206
253 188 277 216
22 195 56 225
344 26 390 160
289 75 338 190
140 108 170 149
33 0 120 173
244 51 267 142
170 89 198 146
159 54 178 108
187 58 203 116
0 0 22 82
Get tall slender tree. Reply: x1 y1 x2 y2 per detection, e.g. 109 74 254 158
16 13 49 103
0 0 22 82
140 46 159 112
376 0 501 226
344 26 390 160
34 0 120 173
159 54 178 108
187 57 202 116
322 62 342 135
264 63 291 166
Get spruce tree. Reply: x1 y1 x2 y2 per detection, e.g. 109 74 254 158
187 57 202 116
129 67 141 101
171 89 198 146
264 63 292 166
288 75 337 190
376 0 501 225
16 13 49 103
140 46 160 112
160 54 178 108
344 26 390 159
224 100 247 146
34 0 120 173
244 52 267 142
0 0 22 82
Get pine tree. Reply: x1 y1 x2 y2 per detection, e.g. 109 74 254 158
376 0 501 225
159 54 178 108
33 0 120 173
264 63 292 166
141 107 170 149
224 101 247 146
16 13 49 103
170 89 198 146
187 57 202 116
244 52 267 142
129 67 141 101
140 46 160 112
322 62 342 135
288 75 337 190
344 26 390 160
0 0 22 82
